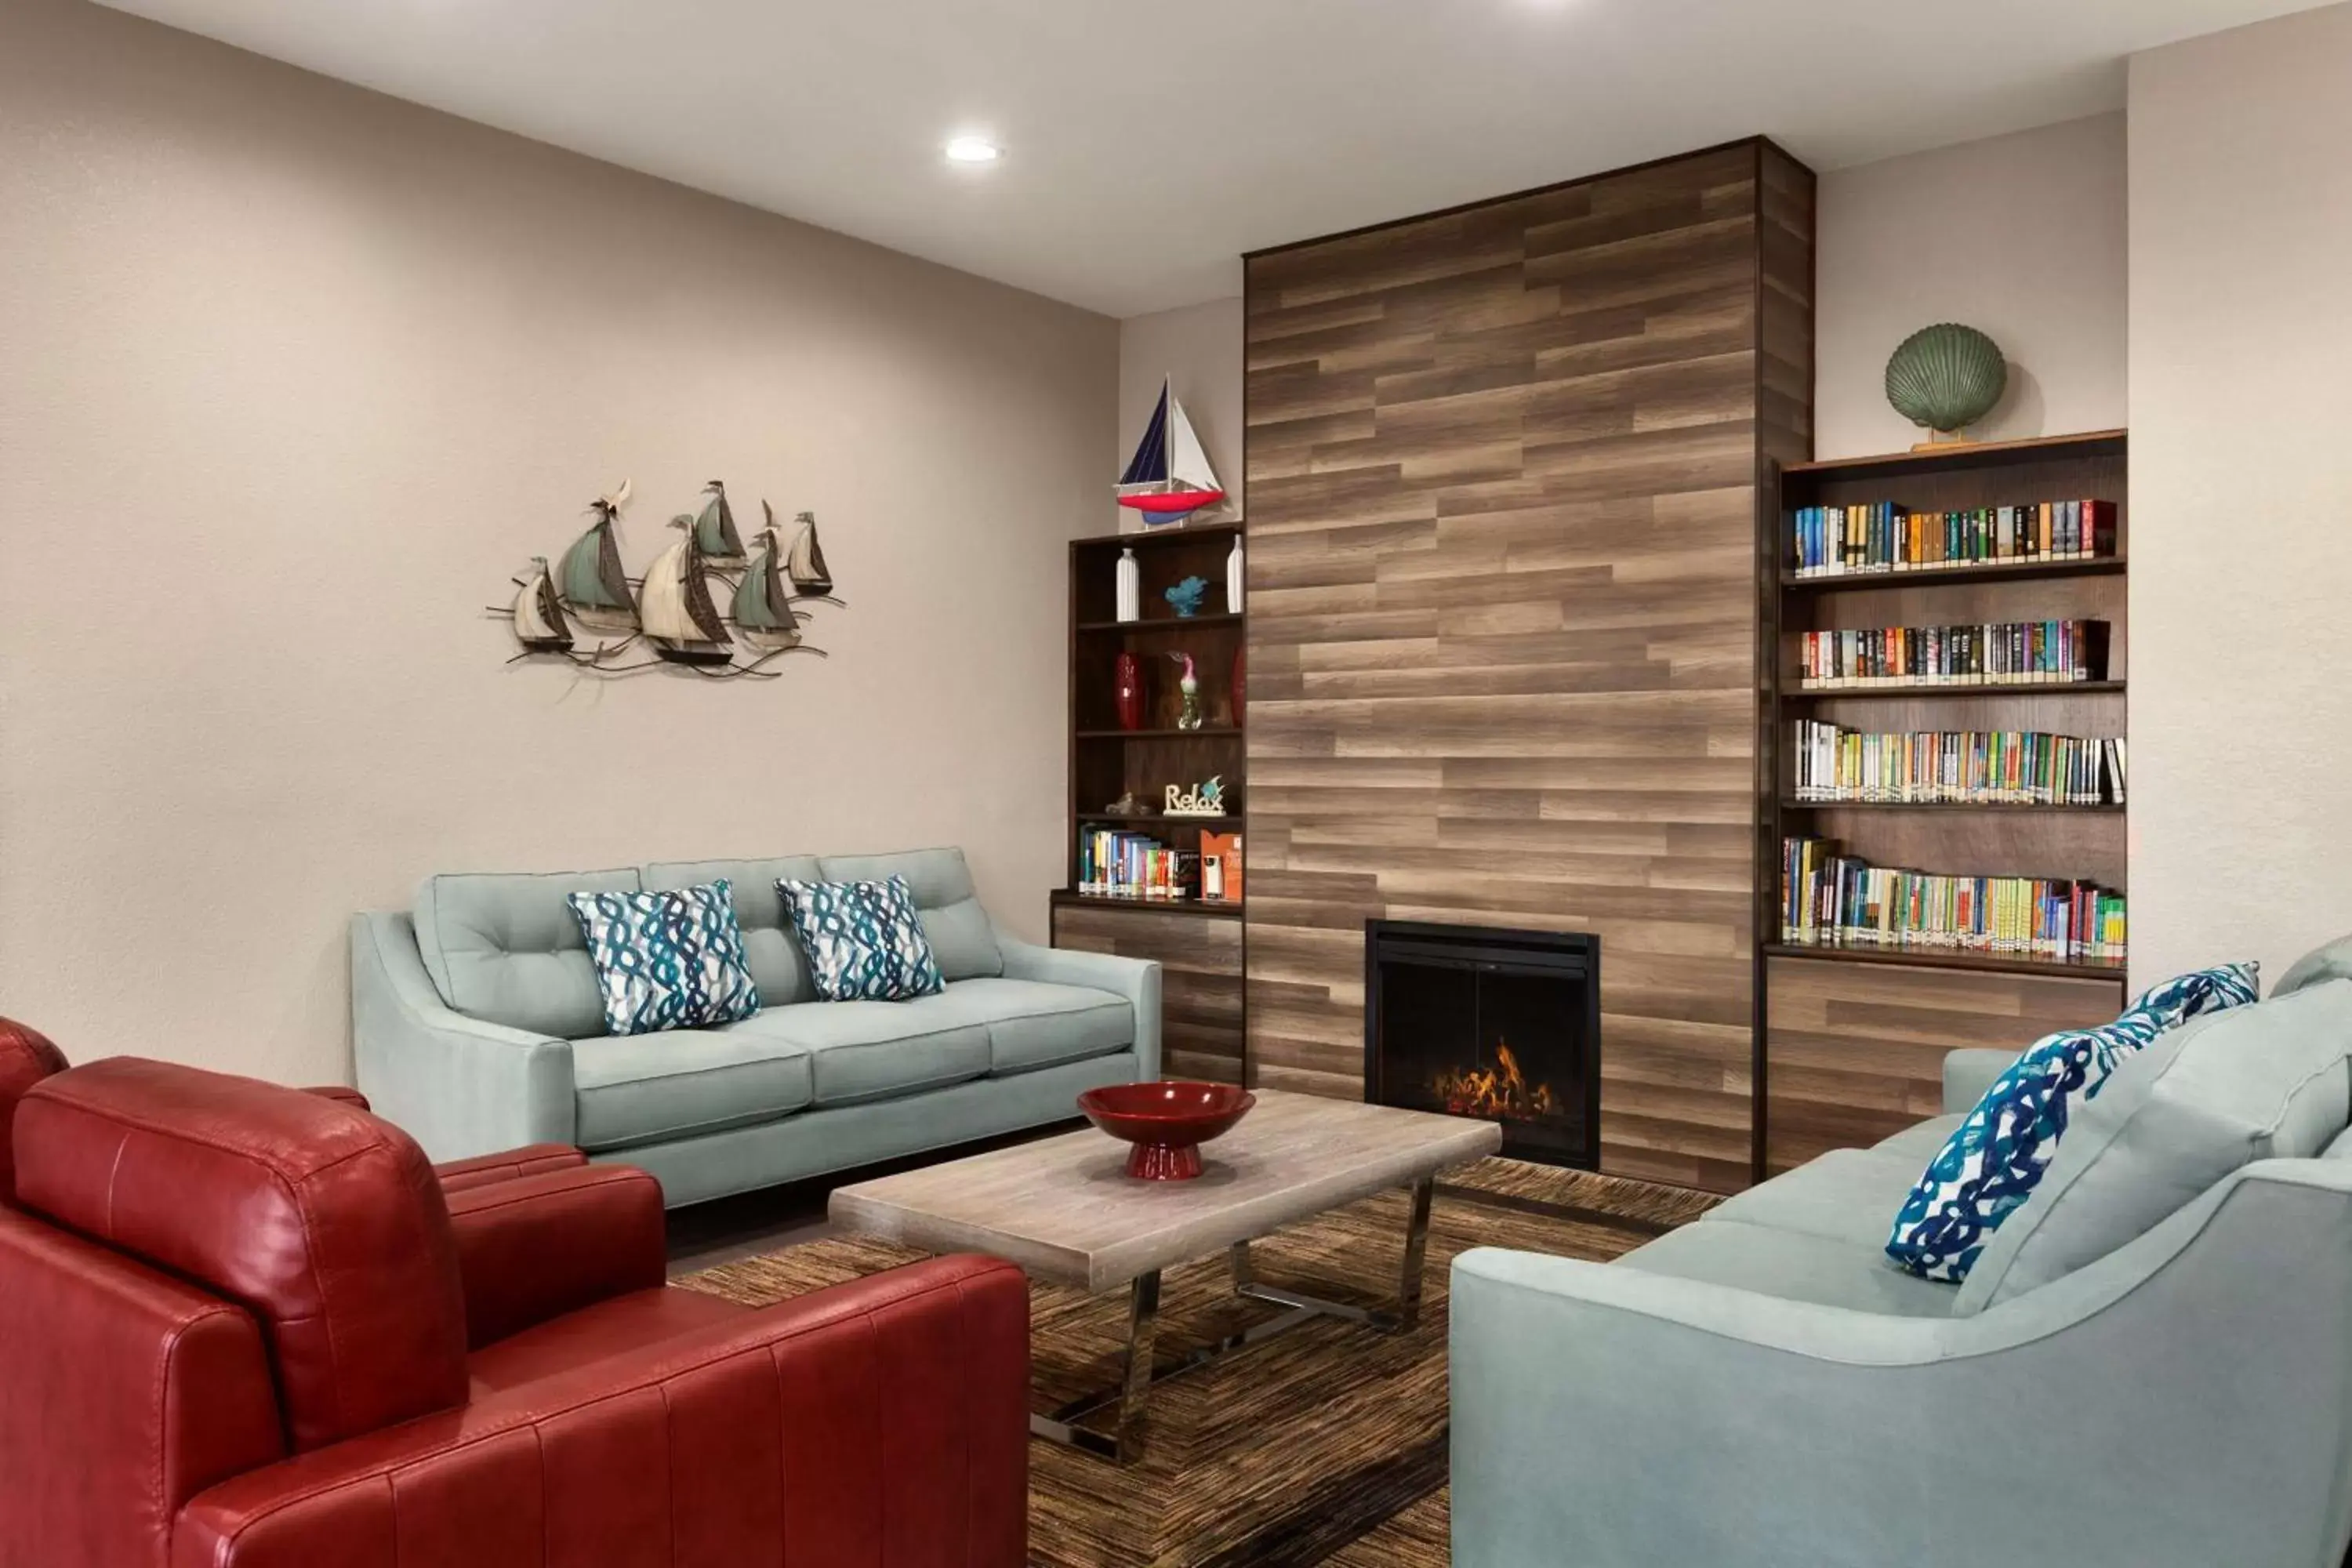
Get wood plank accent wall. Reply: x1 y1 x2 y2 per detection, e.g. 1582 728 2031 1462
1764 956 2121 1174
1243 140 1815 1193
1052 905 1246 1086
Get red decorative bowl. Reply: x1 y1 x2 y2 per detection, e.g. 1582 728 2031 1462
1078 1080 1258 1181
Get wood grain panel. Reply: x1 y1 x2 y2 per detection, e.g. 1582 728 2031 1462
1243 140 1814 1193
1051 904 1244 1084
1763 956 2123 1173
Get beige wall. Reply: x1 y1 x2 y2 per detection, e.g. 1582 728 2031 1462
1117 297 1245 525
1816 114 2128 459
0 0 1116 1085
2129 2 2352 987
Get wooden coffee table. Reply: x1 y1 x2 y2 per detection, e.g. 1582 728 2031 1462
828 1089 1501 1461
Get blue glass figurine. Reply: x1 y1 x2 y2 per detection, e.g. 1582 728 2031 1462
1165 576 1210 618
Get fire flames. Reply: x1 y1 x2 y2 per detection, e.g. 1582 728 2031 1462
1432 1040 1559 1123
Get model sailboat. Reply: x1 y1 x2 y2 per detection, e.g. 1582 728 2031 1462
1116 376 1225 527
641 514 735 664
786 510 833 596
691 480 748 568
554 481 639 633
735 509 804 651
510 557 573 652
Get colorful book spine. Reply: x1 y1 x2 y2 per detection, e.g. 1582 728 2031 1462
1791 722 2126 806
1788 499 2118 578
1780 837 2125 964
1797 620 2111 688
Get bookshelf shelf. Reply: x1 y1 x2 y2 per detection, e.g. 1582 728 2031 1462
1762 942 2128 982
1077 612 1244 633
1051 889 1245 922
1780 800 2125 815
1784 680 2123 701
1782 556 2126 592
1076 812 1243 827
1076 727 1242 739
1762 430 2130 1174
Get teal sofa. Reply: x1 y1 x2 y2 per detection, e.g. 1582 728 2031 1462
1451 942 2352 1568
352 848 1158 1208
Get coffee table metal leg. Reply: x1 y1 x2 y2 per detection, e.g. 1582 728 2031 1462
1396 1174 1435 1330
1033 1181 1441 1465
1030 1268 1163 1465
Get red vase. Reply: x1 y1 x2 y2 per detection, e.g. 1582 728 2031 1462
1115 652 1145 731
1230 649 1245 725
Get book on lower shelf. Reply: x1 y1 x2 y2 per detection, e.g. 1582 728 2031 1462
1790 499 2118 577
1078 827 1190 901
1781 836 2125 964
1792 721 2125 806
1798 620 2110 688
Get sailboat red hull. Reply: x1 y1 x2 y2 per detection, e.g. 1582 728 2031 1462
1119 488 1225 515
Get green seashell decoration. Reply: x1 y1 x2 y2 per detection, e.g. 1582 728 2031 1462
1885 324 2008 436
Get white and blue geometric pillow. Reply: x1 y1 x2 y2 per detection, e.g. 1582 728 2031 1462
566 880 761 1038
2129 960 2260 1022
777 876 946 1003
1886 1003 2183 1283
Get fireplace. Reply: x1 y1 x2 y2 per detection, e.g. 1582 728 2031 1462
1363 920 1599 1168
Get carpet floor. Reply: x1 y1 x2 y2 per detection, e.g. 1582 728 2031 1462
680 1158 1717 1567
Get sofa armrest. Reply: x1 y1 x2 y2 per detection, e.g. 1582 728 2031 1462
434 1143 587 1195
1941 1046 2018 1113
350 912 576 1163
1449 1160 2352 1568
995 927 1161 1080
175 1255 1030 1568
445 1164 667 1348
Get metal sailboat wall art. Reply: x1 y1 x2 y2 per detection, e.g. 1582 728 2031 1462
493 477 845 681
1116 376 1225 528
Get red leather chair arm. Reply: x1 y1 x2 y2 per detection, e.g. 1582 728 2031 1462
433 1143 588 1194
299 1085 369 1111
445 1164 666 1348
173 1254 1030 1568
0 1208 285 1568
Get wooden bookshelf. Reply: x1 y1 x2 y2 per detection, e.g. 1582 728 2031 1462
1759 430 2129 1171
1054 519 1250 1083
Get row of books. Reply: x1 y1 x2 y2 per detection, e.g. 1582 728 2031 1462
1780 837 2127 963
1791 721 2126 806
1077 830 1189 900
1796 620 2111 688
1788 499 2119 578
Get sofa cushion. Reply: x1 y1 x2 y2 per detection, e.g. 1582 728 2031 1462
818 848 1003 981
568 881 762 1037
922 977 1134 1074
1955 978 2352 1313
1872 1113 1965 1164
644 856 822 1004
746 998 992 1107
414 868 639 1039
1704 1149 1927 1249
570 1025 815 1151
2276 932 2352 1000
1618 1218 1957 1319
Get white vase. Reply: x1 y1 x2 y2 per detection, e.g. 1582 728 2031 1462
1225 537 1245 615
1116 547 1140 623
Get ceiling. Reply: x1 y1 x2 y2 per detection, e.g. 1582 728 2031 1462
98 0 2327 318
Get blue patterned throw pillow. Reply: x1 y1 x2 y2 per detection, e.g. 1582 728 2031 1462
2129 960 2260 1021
778 875 946 1002
567 880 760 1037
1887 1005 2179 1283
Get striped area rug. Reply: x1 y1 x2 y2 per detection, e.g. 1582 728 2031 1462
681 1159 1715 1567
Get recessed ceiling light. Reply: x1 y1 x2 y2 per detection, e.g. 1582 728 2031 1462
944 136 1001 165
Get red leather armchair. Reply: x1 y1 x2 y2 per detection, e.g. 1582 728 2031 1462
0 1058 1029 1568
